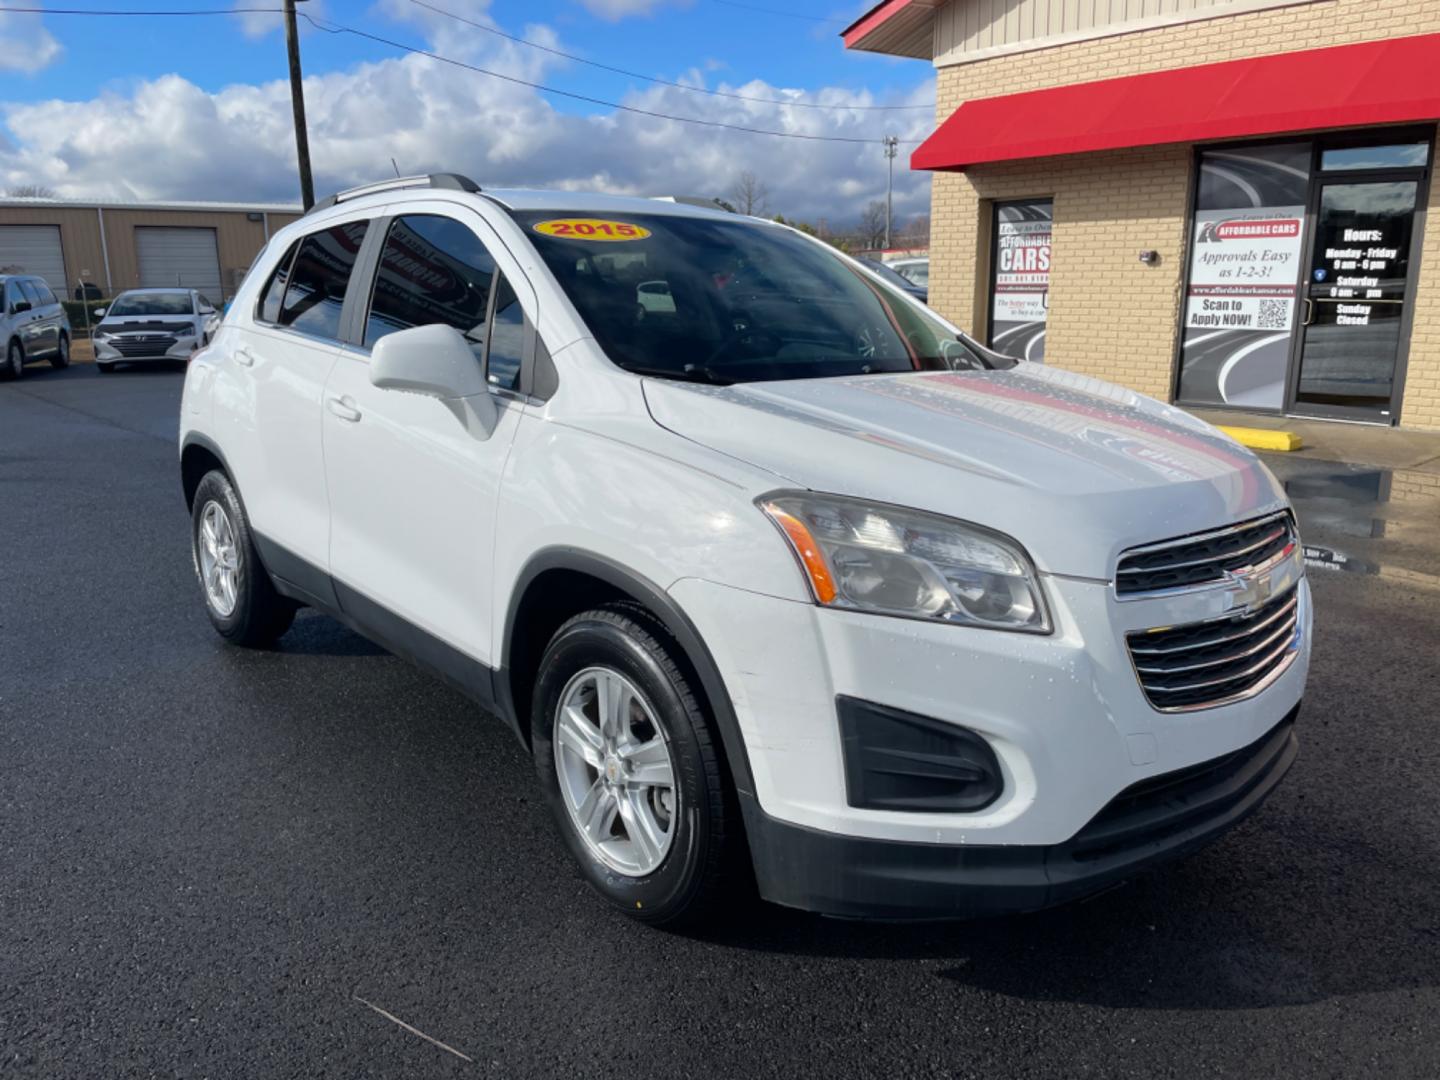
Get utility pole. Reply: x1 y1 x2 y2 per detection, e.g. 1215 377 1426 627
283 0 315 210
883 136 899 250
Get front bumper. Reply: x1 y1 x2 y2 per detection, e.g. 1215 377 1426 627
741 706 1297 919
669 566 1309 917
94 337 197 362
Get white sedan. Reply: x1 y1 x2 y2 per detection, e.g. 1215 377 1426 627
92 288 218 373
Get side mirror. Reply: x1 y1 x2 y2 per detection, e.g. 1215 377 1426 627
93 306 107 318
370 323 489 401
12 300 31 314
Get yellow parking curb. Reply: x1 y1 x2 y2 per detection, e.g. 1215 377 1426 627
1217 426 1302 452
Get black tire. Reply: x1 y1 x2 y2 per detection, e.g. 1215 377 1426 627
190 470 296 647
532 605 740 927
96 362 115 374
50 333 70 370
5 339 23 379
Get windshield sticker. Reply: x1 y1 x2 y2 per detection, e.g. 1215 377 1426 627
533 219 651 242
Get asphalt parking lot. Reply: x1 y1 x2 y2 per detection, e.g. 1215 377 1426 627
3 364 1439 1079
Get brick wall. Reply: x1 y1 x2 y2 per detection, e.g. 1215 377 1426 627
929 0 1440 428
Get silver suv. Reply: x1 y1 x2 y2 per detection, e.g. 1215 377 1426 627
2 274 71 378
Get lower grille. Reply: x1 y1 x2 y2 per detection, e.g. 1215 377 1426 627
1070 710 1298 862
111 336 176 357
1126 587 1300 711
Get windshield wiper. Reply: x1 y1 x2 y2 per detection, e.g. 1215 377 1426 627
624 364 735 386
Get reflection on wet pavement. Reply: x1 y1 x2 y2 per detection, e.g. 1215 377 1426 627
1264 456 1440 587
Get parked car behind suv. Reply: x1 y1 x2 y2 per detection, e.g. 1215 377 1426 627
93 287 217 373
179 174 1310 926
2 274 71 378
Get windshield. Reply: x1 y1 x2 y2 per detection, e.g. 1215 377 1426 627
513 210 998 384
861 258 923 292
108 292 193 317
897 263 929 287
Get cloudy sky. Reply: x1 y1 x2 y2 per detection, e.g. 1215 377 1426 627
0 0 936 227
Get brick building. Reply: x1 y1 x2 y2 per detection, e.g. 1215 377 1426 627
845 1 1440 429
0 198 303 303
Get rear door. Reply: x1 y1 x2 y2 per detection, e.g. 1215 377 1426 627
16 280 52 356
320 204 530 667
217 214 372 575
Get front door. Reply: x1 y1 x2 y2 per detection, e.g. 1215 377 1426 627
1291 178 1422 421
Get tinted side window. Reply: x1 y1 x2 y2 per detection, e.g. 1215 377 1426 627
257 241 299 324
19 280 43 307
487 274 524 391
197 294 215 313
365 215 496 355
33 281 57 306
280 221 369 340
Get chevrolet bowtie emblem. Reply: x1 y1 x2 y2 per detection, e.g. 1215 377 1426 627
1224 545 1299 614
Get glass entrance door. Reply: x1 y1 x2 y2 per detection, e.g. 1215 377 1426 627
1292 179 1420 420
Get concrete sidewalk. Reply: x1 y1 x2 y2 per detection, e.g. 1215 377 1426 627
1188 408 1440 473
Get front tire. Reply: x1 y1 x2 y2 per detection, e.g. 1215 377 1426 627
190 470 296 647
5 340 23 379
532 607 739 927
50 333 70 369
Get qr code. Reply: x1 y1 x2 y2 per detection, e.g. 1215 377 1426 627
1255 299 1288 330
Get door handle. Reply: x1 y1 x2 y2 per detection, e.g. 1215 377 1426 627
327 395 362 422
234 345 255 367
1302 298 1314 326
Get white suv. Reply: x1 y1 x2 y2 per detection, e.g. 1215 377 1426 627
179 174 1310 925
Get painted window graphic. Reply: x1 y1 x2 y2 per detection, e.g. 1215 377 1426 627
990 199 1051 363
1178 143 1311 410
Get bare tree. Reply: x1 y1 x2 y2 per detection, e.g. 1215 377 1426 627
902 213 930 246
7 184 57 198
859 200 889 250
728 171 769 217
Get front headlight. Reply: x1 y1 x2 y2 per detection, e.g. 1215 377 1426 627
759 492 1051 633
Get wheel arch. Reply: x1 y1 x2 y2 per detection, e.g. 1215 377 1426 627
499 547 756 799
180 432 231 511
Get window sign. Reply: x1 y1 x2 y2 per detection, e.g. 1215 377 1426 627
1177 143 1311 410
989 199 1051 363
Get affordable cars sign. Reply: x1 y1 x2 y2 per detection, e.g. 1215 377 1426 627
1185 208 1305 332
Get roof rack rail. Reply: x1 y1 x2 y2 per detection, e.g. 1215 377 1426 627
306 173 481 216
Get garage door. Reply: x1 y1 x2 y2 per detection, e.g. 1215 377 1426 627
136 227 222 296
0 225 66 293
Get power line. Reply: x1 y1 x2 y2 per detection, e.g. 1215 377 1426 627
708 0 845 23
300 12 921 146
408 0 927 111
0 5 927 145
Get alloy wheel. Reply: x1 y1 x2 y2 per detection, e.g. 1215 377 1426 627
553 666 678 877
197 500 241 617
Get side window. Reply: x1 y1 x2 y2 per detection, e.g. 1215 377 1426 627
487 274 525 391
197 294 215 314
33 282 57 307
365 214 495 355
280 220 369 340
257 241 299 324
19 280 43 308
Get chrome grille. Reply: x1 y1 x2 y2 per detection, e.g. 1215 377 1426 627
1116 511 1295 597
111 335 176 357
1126 587 1301 711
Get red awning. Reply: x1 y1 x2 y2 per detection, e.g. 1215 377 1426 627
913 34 1440 171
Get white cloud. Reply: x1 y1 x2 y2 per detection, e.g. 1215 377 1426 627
0 9 62 74
574 0 687 21
0 14 934 227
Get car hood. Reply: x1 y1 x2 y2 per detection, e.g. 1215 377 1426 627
642 363 1287 580
98 317 195 333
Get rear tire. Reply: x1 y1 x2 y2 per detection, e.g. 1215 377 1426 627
532 605 740 927
50 333 70 370
191 470 296 647
5 340 23 379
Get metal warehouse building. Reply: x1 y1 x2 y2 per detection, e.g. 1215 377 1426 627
846 0 1440 430
0 198 303 303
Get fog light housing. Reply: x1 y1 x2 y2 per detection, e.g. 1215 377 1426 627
838 696 1003 813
